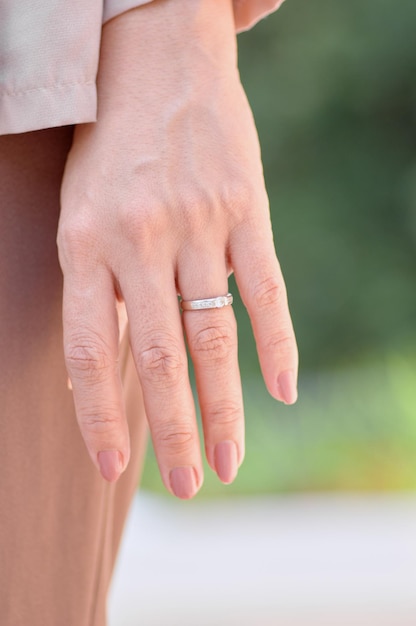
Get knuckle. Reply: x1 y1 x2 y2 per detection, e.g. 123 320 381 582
154 422 195 453
192 324 235 364
81 409 122 434
119 201 166 248
253 276 285 310
266 330 295 355
219 178 256 223
205 401 242 427
56 213 99 263
138 343 185 388
178 187 210 211
65 335 114 381
175 187 213 234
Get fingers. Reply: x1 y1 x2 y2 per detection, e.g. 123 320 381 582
120 264 203 499
178 247 244 485
62 266 130 482
59 203 296 499
230 218 299 404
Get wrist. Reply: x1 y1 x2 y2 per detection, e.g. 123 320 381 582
98 0 237 110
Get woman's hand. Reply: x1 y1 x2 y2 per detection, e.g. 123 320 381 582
57 0 298 499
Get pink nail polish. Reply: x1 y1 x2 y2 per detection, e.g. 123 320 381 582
214 441 238 484
169 466 197 499
98 450 124 482
277 370 298 404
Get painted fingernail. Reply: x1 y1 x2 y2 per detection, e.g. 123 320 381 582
214 440 238 484
277 370 298 404
98 450 124 482
169 466 198 499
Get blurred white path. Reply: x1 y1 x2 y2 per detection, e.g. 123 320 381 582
108 491 416 626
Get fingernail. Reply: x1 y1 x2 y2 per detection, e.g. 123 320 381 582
214 440 238 484
169 466 198 499
98 450 124 482
277 370 298 404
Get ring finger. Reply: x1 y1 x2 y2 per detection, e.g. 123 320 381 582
178 246 244 484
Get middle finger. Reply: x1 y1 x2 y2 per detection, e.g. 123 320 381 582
120 262 203 500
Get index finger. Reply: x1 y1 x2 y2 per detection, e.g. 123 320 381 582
62 265 130 481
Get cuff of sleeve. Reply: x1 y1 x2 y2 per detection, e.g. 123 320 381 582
0 81 97 136
103 0 286 32
103 0 154 24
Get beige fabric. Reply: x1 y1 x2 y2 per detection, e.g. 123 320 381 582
0 126 148 625
0 1 102 135
0 0 284 136
103 0 284 29
103 0 154 23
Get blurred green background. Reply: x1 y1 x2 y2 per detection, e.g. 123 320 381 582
141 0 416 497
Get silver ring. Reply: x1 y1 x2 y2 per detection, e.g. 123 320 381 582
180 292 233 311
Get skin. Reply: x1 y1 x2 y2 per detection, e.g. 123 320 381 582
57 0 298 499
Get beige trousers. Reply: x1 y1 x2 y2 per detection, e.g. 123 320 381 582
0 126 148 626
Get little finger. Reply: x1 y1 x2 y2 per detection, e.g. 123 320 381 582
230 221 298 404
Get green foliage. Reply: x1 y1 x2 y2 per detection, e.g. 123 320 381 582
236 0 416 371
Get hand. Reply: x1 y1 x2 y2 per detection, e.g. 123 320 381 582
57 0 298 499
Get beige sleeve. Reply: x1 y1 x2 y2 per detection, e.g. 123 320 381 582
0 0 103 135
103 0 286 33
0 0 285 136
